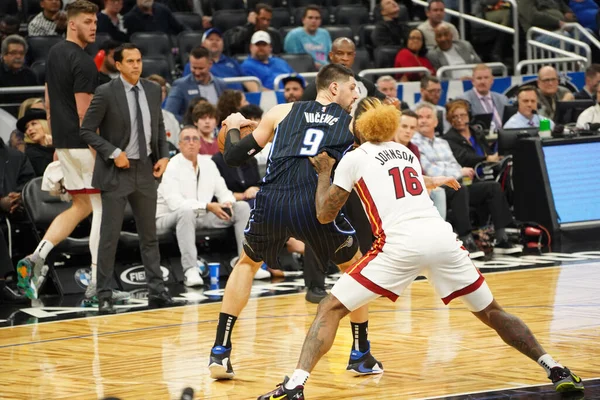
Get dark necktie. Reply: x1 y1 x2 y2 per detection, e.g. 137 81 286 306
132 86 148 160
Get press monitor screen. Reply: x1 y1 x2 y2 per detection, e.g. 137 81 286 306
543 141 600 224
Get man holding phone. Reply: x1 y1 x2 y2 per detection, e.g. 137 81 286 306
155 126 251 287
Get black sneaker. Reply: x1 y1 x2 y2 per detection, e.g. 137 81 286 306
305 287 327 304
257 376 304 400
208 346 235 380
550 366 584 392
462 235 484 259
346 341 384 376
494 239 523 255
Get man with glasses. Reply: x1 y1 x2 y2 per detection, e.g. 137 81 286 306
0 34 38 107
155 126 251 287
412 75 449 134
536 66 574 120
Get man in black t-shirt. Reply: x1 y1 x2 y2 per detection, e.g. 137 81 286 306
16 0 128 304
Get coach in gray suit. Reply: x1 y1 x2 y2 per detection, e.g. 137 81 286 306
427 25 481 80
80 43 178 314
458 64 509 130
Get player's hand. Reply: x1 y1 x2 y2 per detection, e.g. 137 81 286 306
223 112 251 130
309 152 336 174
153 157 169 178
114 151 130 169
461 167 475 178
207 203 231 221
383 96 401 110
431 176 461 191
243 186 259 199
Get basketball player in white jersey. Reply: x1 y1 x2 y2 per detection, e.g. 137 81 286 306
257 98 584 400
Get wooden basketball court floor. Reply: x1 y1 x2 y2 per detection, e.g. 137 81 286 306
0 263 599 399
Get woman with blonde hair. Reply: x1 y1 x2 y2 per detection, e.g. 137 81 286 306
16 109 54 177
9 98 46 152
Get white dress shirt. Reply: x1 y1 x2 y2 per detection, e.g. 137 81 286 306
576 104 600 128
156 153 236 218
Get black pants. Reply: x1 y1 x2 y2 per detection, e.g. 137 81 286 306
0 226 14 278
445 181 513 237
97 159 165 300
303 191 373 290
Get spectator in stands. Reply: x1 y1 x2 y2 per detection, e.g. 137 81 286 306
576 84 600 128
123 0 187 36
182 96 207 126
216 89 248 126
282 75 305 103
412 103 484 259
504 86 555 129
183 29 259 92
97 39 121 85
97 0 128 42
444 99 500 167
240 104 263 121
147 74 181 147
375 75 410 110
165 46 227 120
413 75 449 133
283 5 331 70
0 35 38 107
471 0 511 62
417 0 459 49
575 64 600 101
301 37 387 111
0 135 35 218
458 64 509 130
569 0 599 34
427 25 481 80
393 28 435 82
372 0 408 48
16 108 54 177
536 66 574 120
155 126 252 286
225 3 283 55
0 1 19 18
212 147 261 208
9 98 45 153
192 102 219 155
0 16 20 46
28 0 67 36
241 31 294 91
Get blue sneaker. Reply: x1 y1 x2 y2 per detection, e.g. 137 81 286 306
208 346 235 380
346 341 384 376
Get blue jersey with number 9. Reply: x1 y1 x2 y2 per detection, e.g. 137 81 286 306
261 101 354 192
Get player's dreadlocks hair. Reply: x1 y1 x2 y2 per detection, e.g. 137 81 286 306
354 97 401 144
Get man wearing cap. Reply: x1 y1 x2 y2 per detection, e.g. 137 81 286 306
281 74 305 103
165 45 228 121
240 31 295 90
182 28 259 92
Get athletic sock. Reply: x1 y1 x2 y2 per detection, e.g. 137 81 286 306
214 312 237 349
285 369 309 390
351 321 369 353
538 354 563 377
31 240 54 265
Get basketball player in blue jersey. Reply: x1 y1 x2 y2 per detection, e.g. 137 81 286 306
208 64 383 380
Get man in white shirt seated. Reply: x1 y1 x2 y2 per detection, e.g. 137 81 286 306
576 84 600 128
504 86 554 130
156 126 252 286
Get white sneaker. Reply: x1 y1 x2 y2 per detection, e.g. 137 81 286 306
184 268 204 287
254 267 271 280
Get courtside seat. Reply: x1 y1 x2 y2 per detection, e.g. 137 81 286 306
21 177 90 253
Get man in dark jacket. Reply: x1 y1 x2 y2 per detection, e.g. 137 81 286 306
223 3 283 55
371 0 407 48
124 0 187 36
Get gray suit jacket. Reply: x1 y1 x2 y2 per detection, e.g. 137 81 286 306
80 77 169 192
458 89 510 120
426 41 482 71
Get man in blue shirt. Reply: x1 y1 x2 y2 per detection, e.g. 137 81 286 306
182 28 259 92
241 30 295 90
283 5 331 70
504 86 555 129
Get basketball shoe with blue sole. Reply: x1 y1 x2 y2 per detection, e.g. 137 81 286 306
346 341 384 376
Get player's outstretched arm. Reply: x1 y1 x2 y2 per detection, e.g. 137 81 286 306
310 152 350 224
424 175 461 191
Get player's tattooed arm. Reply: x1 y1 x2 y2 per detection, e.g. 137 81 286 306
310 152 350 224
